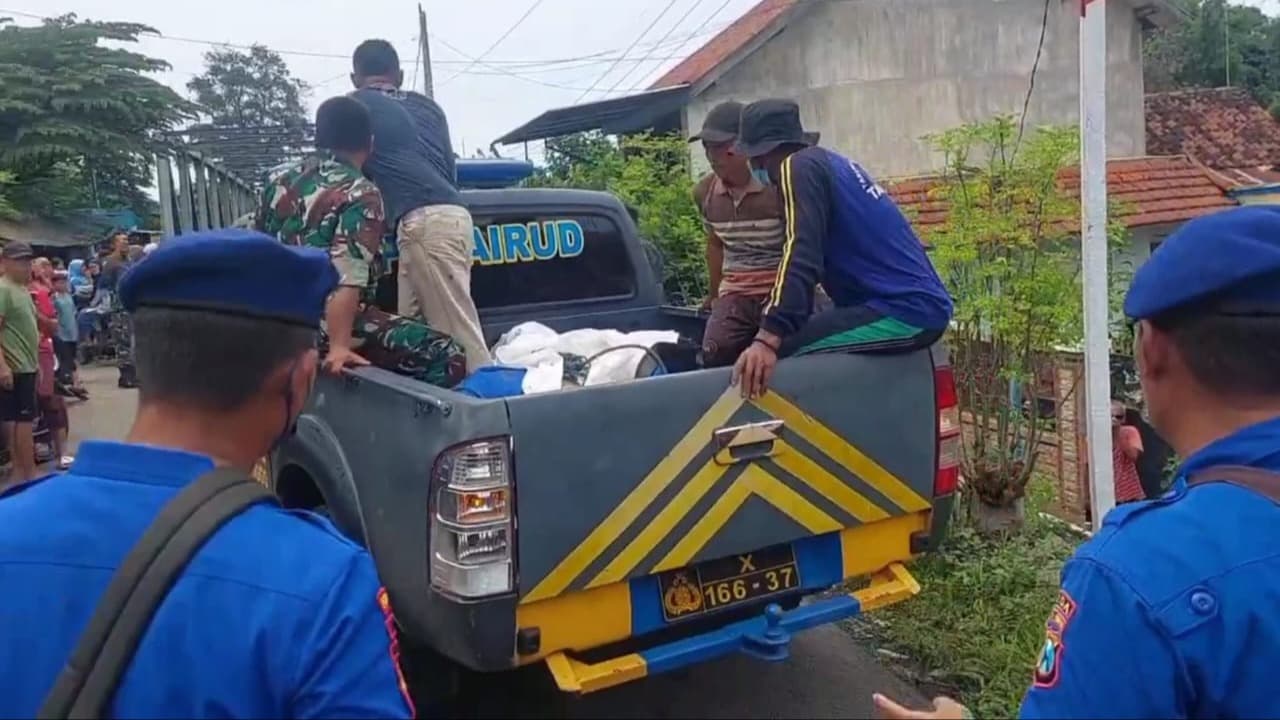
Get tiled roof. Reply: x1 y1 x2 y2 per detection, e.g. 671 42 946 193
1145 87 1280 172
888 156 1237 231
649 0 797 89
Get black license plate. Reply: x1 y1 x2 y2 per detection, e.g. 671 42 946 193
657 544 801 622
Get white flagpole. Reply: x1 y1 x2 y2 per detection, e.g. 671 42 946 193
1080 0 1115 524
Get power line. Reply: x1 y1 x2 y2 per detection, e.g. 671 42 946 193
429 32 640 94
438 55 697 75
440 0 546 86
1013 0 1051 158
646 0 736 90
0 7 724 69
603 0 708 96
573 0 684 104
2 5 735 98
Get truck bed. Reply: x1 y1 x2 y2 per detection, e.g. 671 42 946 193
273 309 944 671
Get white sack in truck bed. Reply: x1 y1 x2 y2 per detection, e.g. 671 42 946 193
491 321 679 394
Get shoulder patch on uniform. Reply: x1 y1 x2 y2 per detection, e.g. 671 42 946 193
377 587 417 718
1033 589 1078 688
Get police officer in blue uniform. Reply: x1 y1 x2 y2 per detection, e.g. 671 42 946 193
874 205 1280 719
0 230 415 718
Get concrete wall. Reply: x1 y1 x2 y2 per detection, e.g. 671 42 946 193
685 0 1147 179
1117 224 1168 276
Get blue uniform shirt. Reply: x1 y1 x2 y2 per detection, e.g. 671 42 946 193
759 147 953 338
1021 415 1280 718
0 441 414 719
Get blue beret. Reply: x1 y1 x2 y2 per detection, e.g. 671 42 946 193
119 229 338 328
1124 205 1280 320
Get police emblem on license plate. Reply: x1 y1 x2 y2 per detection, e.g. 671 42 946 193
657 544 800 622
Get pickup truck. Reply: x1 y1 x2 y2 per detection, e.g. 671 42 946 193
260 159 959 703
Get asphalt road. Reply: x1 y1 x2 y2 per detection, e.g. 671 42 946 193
67 364 925 719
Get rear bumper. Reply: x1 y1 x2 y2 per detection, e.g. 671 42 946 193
545 562 920 694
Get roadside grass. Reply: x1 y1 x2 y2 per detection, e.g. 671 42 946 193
847 478 1080 718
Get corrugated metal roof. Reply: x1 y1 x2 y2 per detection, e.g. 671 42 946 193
494 85 691 146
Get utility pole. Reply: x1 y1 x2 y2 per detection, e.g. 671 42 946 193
1225 3 1232 86
418 4 434 98
1080 0 1115 525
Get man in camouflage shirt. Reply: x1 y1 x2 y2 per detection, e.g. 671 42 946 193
254 96 465 388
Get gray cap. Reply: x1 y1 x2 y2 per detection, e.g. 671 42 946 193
689 101 745 144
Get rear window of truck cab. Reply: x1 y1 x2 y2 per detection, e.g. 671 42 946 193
470 212 636 310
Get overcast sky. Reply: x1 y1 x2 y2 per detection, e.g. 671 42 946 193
3 0 1279 165
0 0 761 163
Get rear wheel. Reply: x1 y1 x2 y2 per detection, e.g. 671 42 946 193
400 643 463 716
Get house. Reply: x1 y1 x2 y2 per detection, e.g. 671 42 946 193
887 154 1236 271
1145 86 1280 205
498 0 1182 179
498 0 1236 262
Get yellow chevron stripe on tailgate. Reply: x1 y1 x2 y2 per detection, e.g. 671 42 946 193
587 459 730 588
653 465 842 572
521 388 745 603
770 441 890 523
521 388 922 604
753 392 930 512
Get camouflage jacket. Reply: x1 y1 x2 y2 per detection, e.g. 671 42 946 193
254 152 385 295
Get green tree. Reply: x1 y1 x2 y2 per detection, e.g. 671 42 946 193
924 117 1128 529
1144 0 1280 106
535 132 625 191
0 14 196 218
184 45 310 182
530 132 707 303
187 45 309 128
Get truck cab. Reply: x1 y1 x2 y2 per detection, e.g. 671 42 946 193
262 158 958 701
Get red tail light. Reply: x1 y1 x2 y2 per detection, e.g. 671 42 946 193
934 364 961 497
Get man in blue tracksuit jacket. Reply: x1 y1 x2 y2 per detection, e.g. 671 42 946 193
731 98 953 398
875 206 1280 719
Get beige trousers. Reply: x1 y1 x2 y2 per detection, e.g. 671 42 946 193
397 204 493 371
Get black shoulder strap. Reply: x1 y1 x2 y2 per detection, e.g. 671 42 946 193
38 467 276 720
1188 464 1280 504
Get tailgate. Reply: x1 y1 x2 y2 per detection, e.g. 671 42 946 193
507 349 938 604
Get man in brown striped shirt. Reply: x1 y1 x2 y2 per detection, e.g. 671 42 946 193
691 101 788 367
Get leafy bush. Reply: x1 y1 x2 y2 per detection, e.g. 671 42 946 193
528 132 708 304
925 117 1130 511
859 480 1077 717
